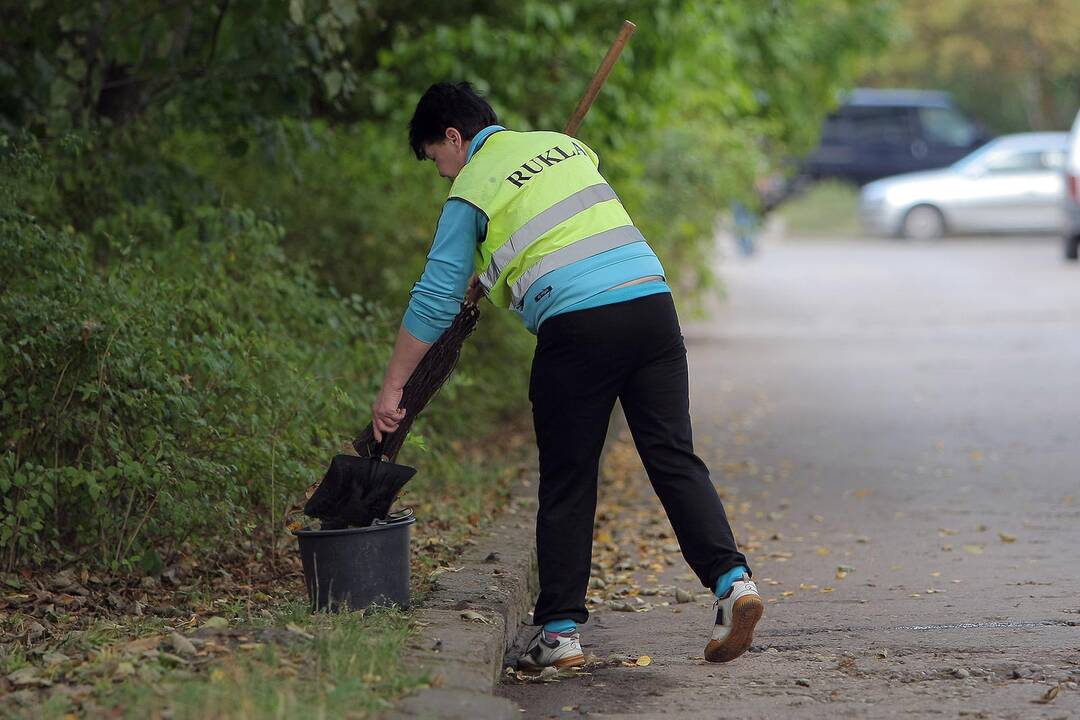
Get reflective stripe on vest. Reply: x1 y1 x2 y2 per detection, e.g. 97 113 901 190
448 130 638 308
479 182 618 291
509 224 644 305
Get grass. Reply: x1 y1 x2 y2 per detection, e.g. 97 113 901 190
96 605 422 720
1 430 534 719
5 602 424 720
775 179 862 237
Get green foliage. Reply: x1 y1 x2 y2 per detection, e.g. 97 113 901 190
1 144 396 569
864 0 1080 133
0 2 892 570
0 0 369 134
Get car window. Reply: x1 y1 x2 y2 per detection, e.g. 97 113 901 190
982 150 1054 174
919 107 976 147
819 114 850 144
1042 150 1065 170
844 106 912 146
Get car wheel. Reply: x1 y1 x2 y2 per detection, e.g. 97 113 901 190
901 204 946 240
1066 235 1080 261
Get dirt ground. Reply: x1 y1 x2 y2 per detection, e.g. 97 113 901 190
498 235 1080 719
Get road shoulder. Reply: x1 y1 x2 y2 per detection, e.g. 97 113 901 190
392 475 539 719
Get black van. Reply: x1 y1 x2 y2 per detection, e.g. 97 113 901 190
804 89 992 185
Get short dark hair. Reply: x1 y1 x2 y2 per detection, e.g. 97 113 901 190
408 82 498 160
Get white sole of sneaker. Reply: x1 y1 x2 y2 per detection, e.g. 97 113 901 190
704 594 764 663
518 653 586 673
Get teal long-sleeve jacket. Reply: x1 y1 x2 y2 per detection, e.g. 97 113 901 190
402 125 670 343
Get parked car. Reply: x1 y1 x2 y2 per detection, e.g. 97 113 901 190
804 88 992 185
859 132 1069 239
1065 109 1080 259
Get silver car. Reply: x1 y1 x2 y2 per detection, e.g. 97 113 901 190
859 132 1069 239
1064 110 1080 260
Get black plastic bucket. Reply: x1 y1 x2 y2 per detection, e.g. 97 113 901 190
294 512 415 612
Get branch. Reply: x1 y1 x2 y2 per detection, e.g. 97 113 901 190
205 0 231 71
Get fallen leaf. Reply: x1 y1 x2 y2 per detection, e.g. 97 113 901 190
26 621 46 642
202 616 229 629
963 544 984 555
6 667 51 688
460 610 491 623
999 532 1017 544
816 547 830 557
157 651 190 666
1034 685 1060 704
43 652 69 666
123 636 162 655
636 655 653 667
170 632 196 656
285 622 314 640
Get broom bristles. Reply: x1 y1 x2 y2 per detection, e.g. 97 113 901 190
353 302 481 462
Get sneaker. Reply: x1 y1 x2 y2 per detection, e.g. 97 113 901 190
705 573 763 663
518 629 585 671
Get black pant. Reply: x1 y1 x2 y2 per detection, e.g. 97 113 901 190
529 292 750 625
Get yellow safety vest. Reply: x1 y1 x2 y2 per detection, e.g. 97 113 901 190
448 130 643 309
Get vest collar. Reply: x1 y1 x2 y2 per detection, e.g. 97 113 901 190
466 125 506 163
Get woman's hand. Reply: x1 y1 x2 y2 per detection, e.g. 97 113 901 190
465 275 485 305
372 385 406 443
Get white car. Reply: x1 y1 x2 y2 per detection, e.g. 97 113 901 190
859 132 1069 239
1065 110 1080 259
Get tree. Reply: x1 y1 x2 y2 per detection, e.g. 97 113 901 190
863 0 1080 132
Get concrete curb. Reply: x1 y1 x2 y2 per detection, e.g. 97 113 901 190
392 408 624 718
392 478 539 719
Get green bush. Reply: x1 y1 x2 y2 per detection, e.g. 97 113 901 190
0 139 531 572
0 1 894 573
1 150 398 570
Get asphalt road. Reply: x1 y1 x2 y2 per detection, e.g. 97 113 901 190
498 235 1080 719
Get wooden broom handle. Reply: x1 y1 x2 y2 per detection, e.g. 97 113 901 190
563 20 636 138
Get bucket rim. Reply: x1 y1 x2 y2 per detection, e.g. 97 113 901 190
293 515 415 537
